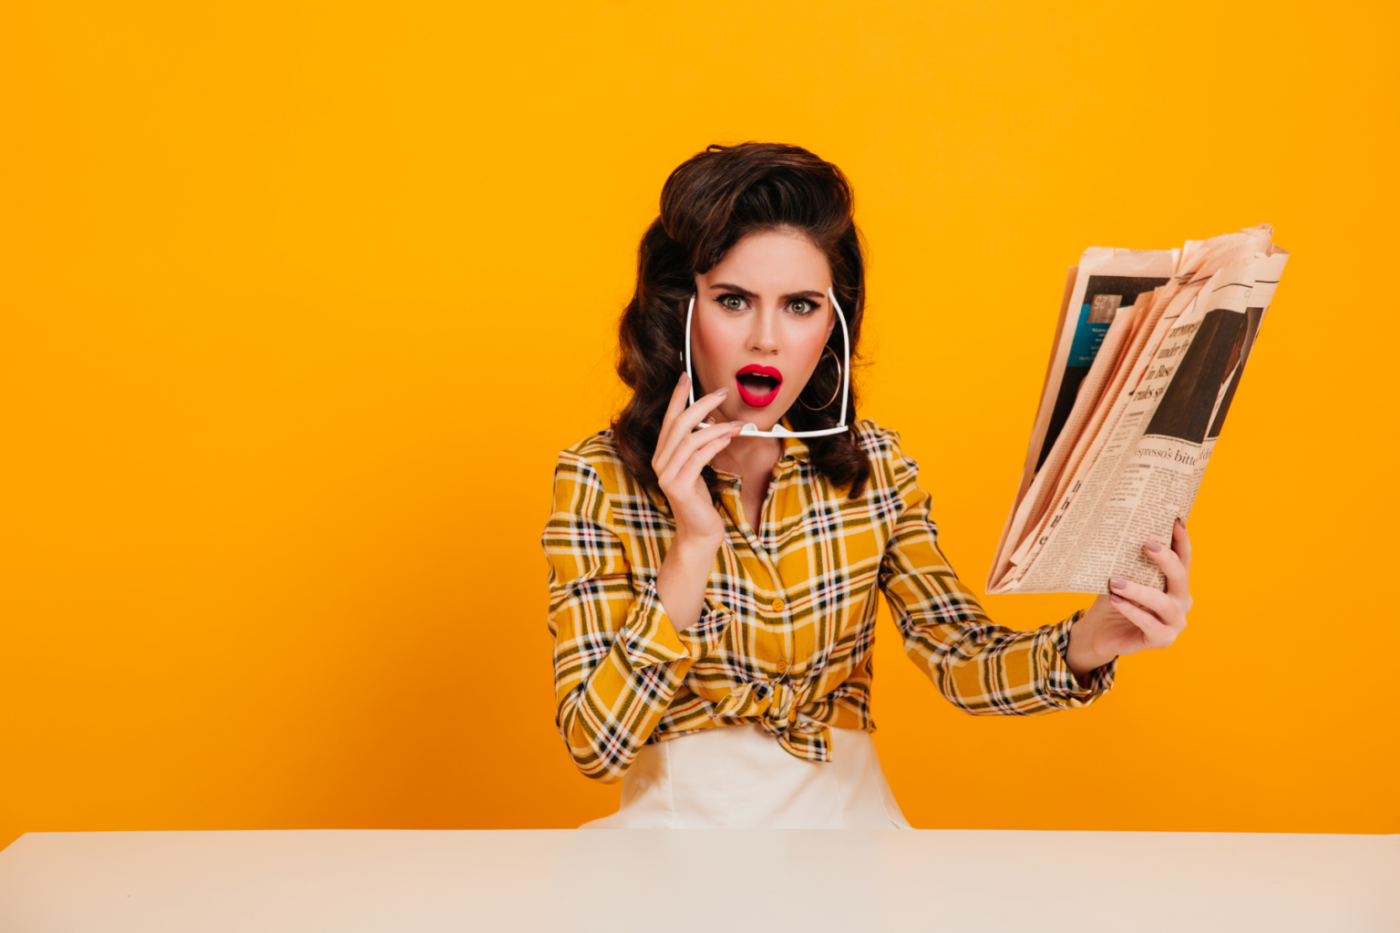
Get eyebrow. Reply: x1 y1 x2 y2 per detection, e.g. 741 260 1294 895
708 283 826 302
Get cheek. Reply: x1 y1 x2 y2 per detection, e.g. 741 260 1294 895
692 319 745 379
790 326 831 375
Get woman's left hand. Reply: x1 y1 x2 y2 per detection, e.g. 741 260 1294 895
1066 518 1193 679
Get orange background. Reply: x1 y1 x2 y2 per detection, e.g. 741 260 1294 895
3 0 1397 850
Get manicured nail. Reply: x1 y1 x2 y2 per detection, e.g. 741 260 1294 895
1109 592 1126 603
1175 517 1186 528
1144 540 1162 553
714 387 728 397
1109 578 1128 591
729 421 745 428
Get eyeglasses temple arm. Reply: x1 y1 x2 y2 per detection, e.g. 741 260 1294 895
828 287 851 427
685 296 696 406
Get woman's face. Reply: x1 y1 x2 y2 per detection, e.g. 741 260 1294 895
690 229 836 431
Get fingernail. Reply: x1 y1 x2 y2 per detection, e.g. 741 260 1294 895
715 387 728 397
1109 578 1128 591
1176 517 1185 528
1144 540 1162 553
729 421 745 428
1109 592 1125 602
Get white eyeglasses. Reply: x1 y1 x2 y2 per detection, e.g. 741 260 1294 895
684 286 851 438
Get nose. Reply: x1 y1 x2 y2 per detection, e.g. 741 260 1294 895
748 304 780 355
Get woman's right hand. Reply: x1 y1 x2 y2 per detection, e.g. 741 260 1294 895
652 374 743 549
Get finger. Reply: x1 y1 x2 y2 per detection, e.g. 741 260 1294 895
1142 539 1191 610
1108 578 1180 628
1172 518 1193 572
657 420 739 483
655 374 693 460
654 388 730 472
655 374 703 466
1108 592 1177 647
664 425 739 491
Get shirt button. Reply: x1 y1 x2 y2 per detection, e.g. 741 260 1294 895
776 661 789 674
771 598 784 612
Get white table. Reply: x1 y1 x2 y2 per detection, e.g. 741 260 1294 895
1 829 1396 931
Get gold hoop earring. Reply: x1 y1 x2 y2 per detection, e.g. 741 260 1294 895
799 345 842 411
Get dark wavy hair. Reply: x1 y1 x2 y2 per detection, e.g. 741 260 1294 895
612 142 871 498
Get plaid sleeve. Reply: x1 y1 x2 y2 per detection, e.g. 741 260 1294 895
876 435 1116 715
543 453 696 783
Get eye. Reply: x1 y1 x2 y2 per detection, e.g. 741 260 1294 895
789 298 818 315
718 294 747 311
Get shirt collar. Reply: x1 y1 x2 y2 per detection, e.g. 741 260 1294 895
777 425 811 465
707 420 811 484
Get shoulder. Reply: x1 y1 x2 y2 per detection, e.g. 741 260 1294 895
850 419 919 490
558 429 621 469
851 419 905 458
553 429 652 504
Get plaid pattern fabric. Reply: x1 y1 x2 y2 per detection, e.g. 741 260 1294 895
543 420 1115 783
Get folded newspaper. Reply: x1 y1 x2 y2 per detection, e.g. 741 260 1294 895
987 224 1290 595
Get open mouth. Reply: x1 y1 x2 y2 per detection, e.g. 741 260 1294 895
735 365 783 408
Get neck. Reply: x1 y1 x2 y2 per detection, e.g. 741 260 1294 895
711 434 782 479
712 433 782 527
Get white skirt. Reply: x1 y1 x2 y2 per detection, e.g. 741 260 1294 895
581 724 911 829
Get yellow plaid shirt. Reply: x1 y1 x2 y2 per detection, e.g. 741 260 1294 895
543 420 1115 783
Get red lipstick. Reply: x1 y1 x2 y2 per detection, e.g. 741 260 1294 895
735 364 783 408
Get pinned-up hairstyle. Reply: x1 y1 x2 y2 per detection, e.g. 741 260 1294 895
612 142 871 498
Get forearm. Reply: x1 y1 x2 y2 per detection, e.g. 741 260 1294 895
1066 596 1122 680
552 578 698 782
557 655 690 783
655 534 721 633
900 611 1114 714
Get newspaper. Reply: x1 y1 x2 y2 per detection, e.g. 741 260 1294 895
987 225 1290 595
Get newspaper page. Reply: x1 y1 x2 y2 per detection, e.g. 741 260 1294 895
988 250 1174 587
988 225 1289 595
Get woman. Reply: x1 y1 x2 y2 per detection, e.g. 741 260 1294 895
543 143 1191 828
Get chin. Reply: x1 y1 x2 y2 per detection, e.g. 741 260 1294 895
738 404 789 432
